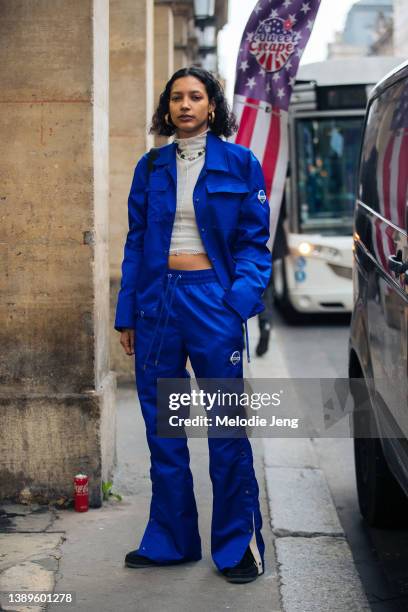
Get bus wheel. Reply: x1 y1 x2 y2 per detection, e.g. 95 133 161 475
353 380 408 527
273 258 304 324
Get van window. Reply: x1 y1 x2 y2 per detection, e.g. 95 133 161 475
359 79 408 231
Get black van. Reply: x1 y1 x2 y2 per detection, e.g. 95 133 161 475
349 60 408 527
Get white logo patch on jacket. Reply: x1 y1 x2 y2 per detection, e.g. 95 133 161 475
257 189 267 204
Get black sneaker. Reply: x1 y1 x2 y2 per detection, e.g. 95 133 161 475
124 550 158 568
125 549 199 568
255 324 271 357
221 546 264 584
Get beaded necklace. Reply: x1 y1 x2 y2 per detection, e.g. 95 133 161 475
175 128 208 161
176 147 205 161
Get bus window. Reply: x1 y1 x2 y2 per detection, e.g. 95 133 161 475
295 116 364 236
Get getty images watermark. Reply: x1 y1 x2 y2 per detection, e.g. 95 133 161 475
167 388 299 430
156 377 384 439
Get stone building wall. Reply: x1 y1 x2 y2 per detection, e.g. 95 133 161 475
0 0 114 506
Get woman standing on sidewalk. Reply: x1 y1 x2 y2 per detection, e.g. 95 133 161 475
114 67 271 583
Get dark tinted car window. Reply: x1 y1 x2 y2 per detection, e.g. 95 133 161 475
359 78 408 231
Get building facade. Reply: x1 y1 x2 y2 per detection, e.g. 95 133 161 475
393 0 408 56
0 0 228 505
328 0 393 59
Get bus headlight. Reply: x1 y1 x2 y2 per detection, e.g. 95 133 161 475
298 242 313 256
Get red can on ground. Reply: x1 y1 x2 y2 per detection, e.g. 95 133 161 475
74 474 89 512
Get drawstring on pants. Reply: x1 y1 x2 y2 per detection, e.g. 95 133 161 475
143 273 181 369
244 321 250 364
154 274 181 365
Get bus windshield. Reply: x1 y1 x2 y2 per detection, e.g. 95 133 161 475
295 116 364 236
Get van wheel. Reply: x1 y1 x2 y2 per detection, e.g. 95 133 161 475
272 258 304 324
353 385 408 527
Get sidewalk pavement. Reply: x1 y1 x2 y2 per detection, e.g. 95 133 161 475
0 319 369 612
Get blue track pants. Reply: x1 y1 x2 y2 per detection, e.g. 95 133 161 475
134 268 265 572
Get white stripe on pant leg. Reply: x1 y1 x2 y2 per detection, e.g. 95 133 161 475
249 512 263 574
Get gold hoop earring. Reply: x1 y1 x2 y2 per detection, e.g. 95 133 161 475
209 110 215 124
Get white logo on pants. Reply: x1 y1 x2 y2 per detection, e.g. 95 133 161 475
230 351 241 365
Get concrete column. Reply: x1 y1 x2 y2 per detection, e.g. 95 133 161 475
154 3 174 146
110 0 154 381
0 0 114 507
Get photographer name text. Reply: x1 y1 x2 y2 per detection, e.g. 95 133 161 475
168 415 299 429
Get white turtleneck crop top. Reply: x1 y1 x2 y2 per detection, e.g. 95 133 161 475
169 129 208 256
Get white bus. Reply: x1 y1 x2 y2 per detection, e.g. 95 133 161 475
273 57 403 321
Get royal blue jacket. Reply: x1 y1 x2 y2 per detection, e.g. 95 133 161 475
114 131 271 331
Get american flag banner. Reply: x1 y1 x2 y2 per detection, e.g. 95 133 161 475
230 0 321 245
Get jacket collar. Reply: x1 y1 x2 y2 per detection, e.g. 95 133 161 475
152 131 230 181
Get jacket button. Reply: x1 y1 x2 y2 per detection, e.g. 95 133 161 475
140 311 144 317
201 228 205 232
195 198 199 203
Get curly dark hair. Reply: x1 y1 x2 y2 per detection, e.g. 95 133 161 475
149 67 238 138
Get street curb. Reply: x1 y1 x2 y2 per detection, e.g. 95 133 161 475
247 320 371 612
262 438 370 612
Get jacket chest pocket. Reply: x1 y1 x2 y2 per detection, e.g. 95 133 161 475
206 180 249 229
146 174 171 221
